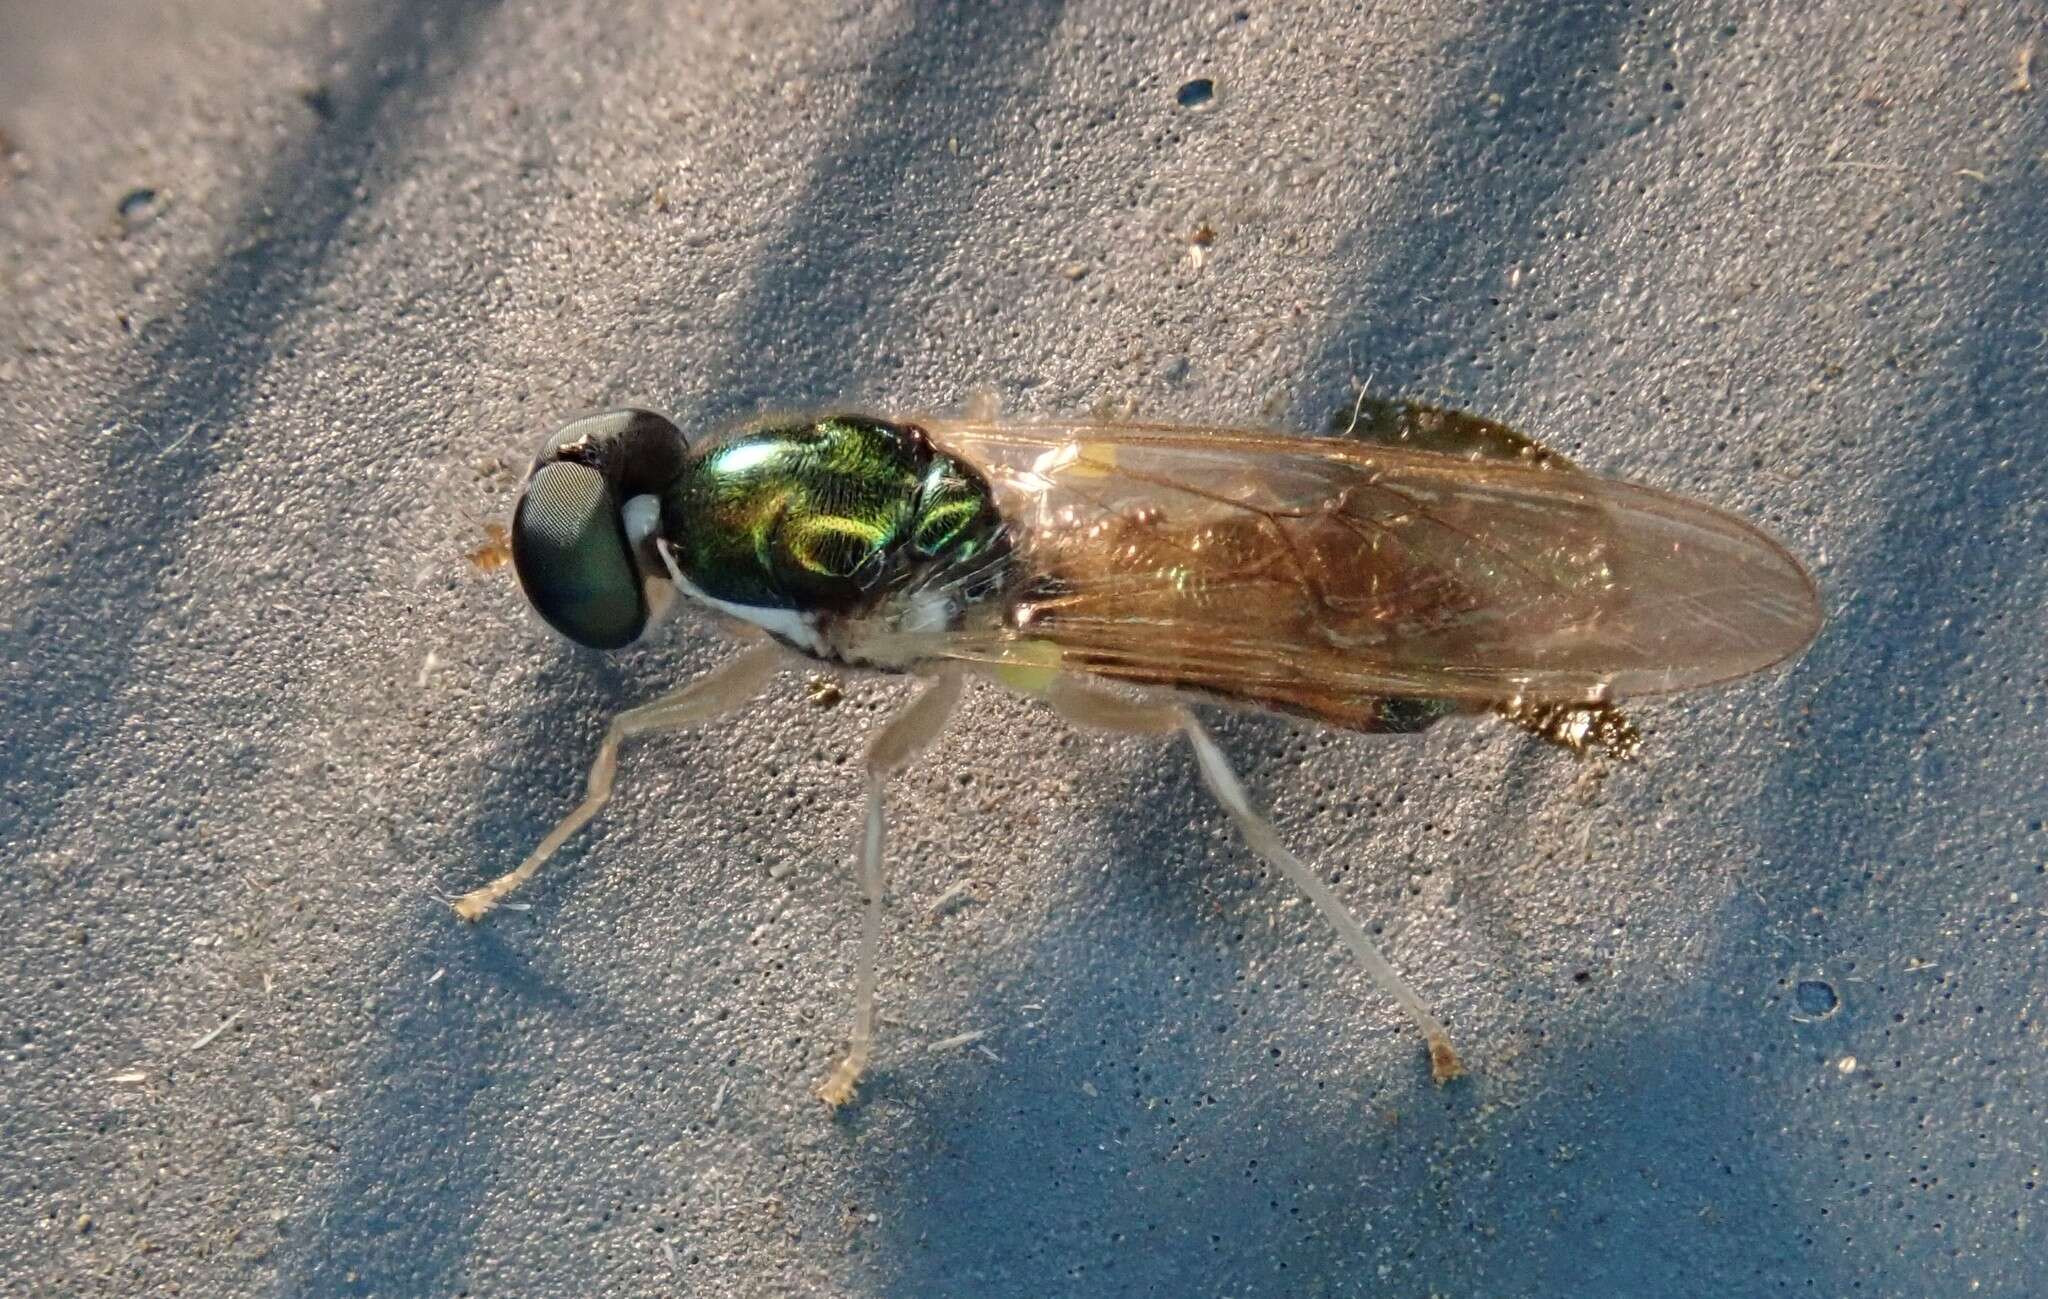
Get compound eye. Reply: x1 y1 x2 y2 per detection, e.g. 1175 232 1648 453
511 460 647 649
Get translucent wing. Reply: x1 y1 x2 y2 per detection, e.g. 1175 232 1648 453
916 417 1822 724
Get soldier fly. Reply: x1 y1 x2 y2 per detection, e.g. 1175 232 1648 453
452 396 1822 1106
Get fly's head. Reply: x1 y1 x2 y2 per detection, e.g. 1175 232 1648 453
511 408 690 649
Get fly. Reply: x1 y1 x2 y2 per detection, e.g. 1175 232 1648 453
452 395 1823 1106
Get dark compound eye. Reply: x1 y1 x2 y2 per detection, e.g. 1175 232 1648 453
509 408 690 650
512 459 647 649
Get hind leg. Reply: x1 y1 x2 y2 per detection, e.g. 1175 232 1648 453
1048 677 1463 1082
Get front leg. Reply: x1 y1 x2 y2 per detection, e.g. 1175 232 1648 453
452 641 784 922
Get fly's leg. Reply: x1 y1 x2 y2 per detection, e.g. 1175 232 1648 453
1047 676 1464 1083
1181 715 1464 1082
451 642 784 922
817 669 965 1109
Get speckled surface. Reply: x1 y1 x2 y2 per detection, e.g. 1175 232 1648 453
2 2 2042 1296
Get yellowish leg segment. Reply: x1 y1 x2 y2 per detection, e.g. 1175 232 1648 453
451 642 785 922
817 669 966 1108
1046 676 1464 1083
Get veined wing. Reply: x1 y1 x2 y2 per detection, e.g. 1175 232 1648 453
916 418 1822 718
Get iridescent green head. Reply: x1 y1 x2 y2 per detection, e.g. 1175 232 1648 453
512 408 689 649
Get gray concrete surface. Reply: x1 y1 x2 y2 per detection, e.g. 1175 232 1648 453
2 1 2042 1295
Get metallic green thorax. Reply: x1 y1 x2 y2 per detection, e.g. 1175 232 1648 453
661 415 1005 615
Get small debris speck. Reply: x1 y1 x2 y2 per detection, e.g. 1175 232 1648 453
924 877 983 919
805 676 843 709
183 1011 242 1053
116 186 162 230
1177 77 1216 109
